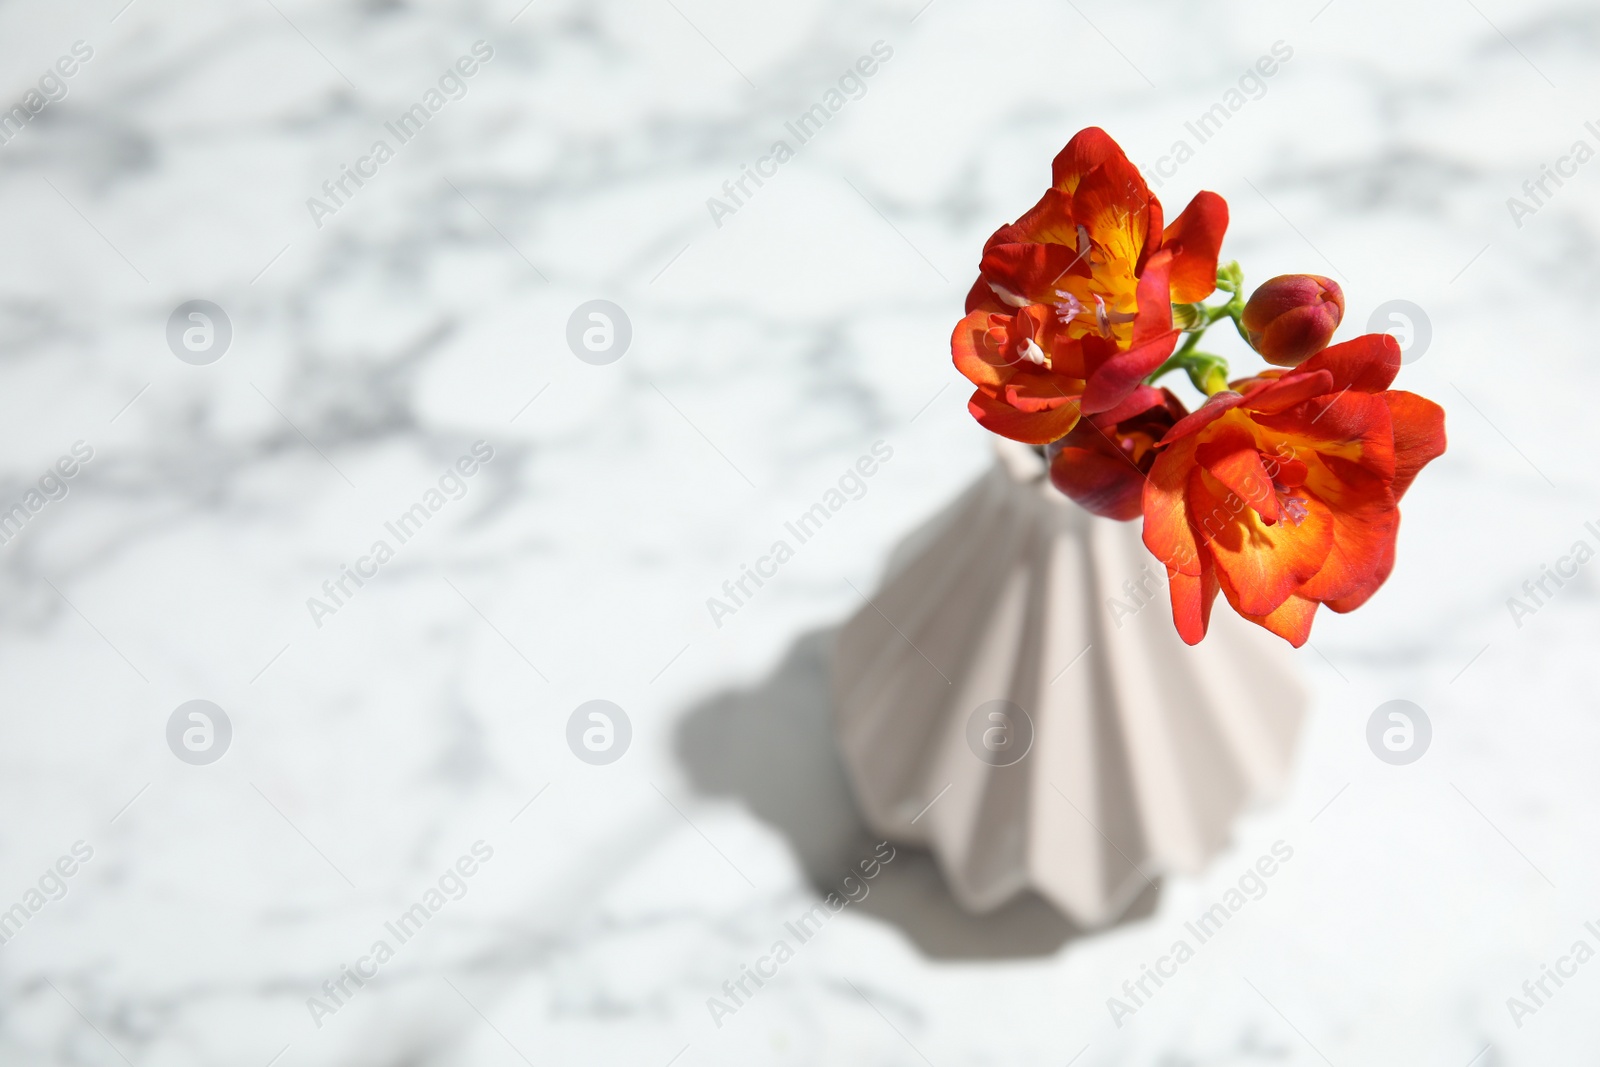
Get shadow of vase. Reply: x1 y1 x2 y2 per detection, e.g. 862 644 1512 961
673 627 1160 961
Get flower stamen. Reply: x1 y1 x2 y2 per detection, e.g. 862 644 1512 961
1274 482 1309 526
1054 290 1083 326
1091 295 1137 337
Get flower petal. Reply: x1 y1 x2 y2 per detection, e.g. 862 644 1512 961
1383 390 1447 500
1080 332 1179 415
1049 441 1146 520
1193 464 1334 616
1239 594 1319 647
1143 435 1203 577
1161 191 1228 303
1003 187 1082 248
1160 390 1248 444
1051 127 1131 192
964 275 1006 315
1243 369 1335 414
951 309 1009 389
1130 249 1175 348
967 389 1081 445
1253 390 1397 483
1094 383 1167 425
1325 522 1398 613
1080 252 1179 414
1072 153 1158 271
1294 465 1397 604
1196 426 1279 524
979 239 1091 307
1167 554 1220 645
1294 333 1402 394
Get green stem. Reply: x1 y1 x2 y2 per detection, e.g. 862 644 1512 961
1148 349 1230 394
1146 261 1246 395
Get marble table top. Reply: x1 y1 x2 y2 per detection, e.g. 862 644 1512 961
0 0 1596 1063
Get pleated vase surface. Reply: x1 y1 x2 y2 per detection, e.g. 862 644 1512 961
833 441 1307 927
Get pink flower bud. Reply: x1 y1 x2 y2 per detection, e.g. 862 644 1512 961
1241 275 1345 367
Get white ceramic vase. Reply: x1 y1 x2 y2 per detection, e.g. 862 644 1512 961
832 440 1307 928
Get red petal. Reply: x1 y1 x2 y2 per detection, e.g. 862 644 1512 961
1051 127 1131 192
1161 390 1247 444
1131 249 1175 348
1193 464 1334 617
1136 192 1166 278
1254 390 1397 483
1243 369 1335 415
1080 330 1179 414
964 275 1005 315
1196 426 1279 524
1325 522 1397 613
1143 435 1202 577
1267 455 1309 486
1383 390 1447 499
1167 554 1220 645
1005 187 1083 247
952 309 1010 389
1241 595 1319 647
979 239 1090 307
967 389 1081 445
1072 152 1158 270
1049 442 1146 520
1080 252 1178 414
1162 191 1229 303
1293 333 1402 394
1294 472 1397 604
1094 384 1167 425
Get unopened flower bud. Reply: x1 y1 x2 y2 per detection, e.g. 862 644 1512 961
1241 275 1344 367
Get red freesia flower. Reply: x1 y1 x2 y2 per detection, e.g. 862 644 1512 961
952 128 1229 444
1047 385 1188 520
1141 334 1446 646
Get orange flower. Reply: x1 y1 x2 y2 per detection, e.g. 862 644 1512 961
952 128 1229 444
1141 334 1446 646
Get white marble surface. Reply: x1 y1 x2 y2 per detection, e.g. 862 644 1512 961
0 0 1597 1063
